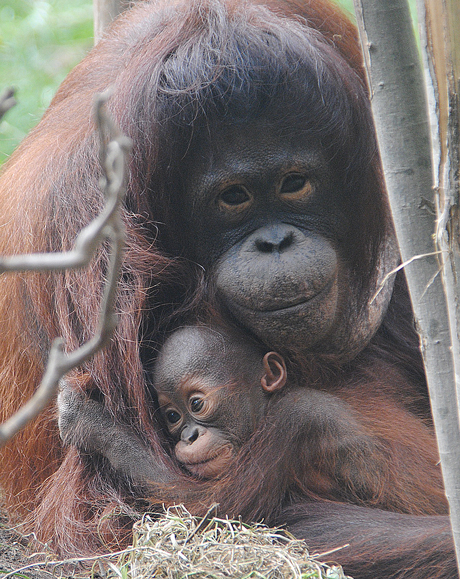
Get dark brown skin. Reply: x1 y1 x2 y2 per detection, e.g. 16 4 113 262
181 121 395 360
57 385 172 487
0 1 457 577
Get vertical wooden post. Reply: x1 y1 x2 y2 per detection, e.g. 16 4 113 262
420 1 460 338
353 0 460 571
93 0 126 43
416 0 460 566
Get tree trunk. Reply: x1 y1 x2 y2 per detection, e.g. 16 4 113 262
353 0 460 570
419 0 460 398
93 0 127 42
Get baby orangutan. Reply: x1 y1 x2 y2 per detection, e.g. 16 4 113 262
152 325 287 478
58 325 446 515
58 325 288 482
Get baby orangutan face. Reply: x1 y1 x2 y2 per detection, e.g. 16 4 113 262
153 326 287 478
157 376 239 478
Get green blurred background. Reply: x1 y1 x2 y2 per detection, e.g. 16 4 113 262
0 0 92 163
0 0 416 164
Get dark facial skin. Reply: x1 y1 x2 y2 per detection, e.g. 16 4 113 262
177 120 393 359
153 326 287 478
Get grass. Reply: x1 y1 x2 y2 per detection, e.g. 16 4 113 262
0 506 352 579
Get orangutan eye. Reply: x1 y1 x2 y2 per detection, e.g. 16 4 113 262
217 186 252 212
220 186 250 205
279 173 313 200
190 396 204 413
166 409 181 424
281 174 305 192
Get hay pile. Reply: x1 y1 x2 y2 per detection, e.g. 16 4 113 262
110 505 351 579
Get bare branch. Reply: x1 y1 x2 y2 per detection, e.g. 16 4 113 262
0 88 16 122
93 0 130 43
0 91 132 447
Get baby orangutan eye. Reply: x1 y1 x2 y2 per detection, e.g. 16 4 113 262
189 396 204 413
166 409 181 424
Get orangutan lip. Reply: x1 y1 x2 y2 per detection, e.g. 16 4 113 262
234 279 334 314
181 455 219 467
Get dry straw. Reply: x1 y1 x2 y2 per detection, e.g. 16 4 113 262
109 505 351 579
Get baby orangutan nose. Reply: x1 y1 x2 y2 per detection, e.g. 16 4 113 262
181 425 202 444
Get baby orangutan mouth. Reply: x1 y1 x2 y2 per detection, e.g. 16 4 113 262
177 445 235 479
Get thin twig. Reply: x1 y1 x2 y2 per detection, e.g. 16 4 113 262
0 546 148 579
0 91 132 447
370 251 444 304
0 87 16 121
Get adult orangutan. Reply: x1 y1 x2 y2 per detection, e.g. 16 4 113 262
0 1 456 578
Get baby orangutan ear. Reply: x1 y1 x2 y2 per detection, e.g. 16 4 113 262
261 352 287 392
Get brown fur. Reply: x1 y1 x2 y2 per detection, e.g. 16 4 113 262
0 1 456 577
